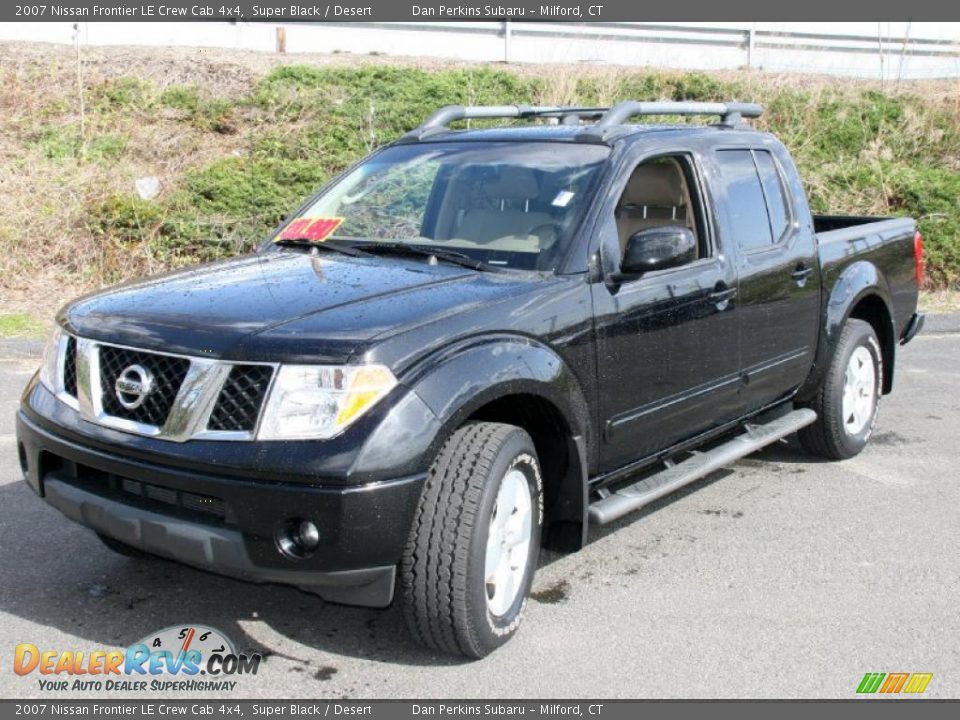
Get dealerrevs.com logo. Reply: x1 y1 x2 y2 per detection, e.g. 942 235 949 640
14 625 261 693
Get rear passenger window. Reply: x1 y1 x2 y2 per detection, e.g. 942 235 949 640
716 150 773 250
754 150 791 242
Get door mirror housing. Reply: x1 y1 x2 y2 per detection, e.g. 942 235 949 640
616 227 697 279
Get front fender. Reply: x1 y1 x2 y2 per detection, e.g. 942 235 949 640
350 335 591 478
350 335 593 550
405 335 591 446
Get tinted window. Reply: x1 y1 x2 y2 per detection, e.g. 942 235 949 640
716 150 772 250
754 150 790 241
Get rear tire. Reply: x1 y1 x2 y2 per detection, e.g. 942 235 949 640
800 319 882 460
400 422 543 659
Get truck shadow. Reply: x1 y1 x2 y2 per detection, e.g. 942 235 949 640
748 436 833 464
571 436 819 547
0 480 468 671
0 438 816 673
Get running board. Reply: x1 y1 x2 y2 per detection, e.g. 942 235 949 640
588 409 817 526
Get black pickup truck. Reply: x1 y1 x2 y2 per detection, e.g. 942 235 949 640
17 101 924 658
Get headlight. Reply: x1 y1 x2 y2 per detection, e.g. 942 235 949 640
38 325 64 393
257 364 397 440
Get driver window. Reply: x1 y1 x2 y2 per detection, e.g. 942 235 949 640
615 155 708 261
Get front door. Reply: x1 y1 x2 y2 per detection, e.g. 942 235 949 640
591 153 740 473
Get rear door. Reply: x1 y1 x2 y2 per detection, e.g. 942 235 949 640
712 145 821 414
591 150 740 473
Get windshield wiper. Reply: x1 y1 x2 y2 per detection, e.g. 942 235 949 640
274 237 372 258
355 242 490 272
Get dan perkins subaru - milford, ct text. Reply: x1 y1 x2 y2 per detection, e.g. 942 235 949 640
411 4 602 16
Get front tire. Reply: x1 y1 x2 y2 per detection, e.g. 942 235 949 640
800 319 882 460
400 422 543 659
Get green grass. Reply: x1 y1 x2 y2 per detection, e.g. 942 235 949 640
28 124 127 162
0 313 44 339
11 64 960 290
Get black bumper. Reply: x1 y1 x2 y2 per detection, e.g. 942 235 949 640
16 411 426 608
901 312 925 345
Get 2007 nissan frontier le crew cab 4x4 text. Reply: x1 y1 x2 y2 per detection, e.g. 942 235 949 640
17 101 925 658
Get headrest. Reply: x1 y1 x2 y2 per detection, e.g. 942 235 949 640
484 168 539 201
622 163 685 207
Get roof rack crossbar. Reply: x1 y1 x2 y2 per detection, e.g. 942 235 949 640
595 101 764 128
402 104 610 140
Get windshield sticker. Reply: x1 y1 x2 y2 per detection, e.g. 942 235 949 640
552 190 575 207
277 217 344 242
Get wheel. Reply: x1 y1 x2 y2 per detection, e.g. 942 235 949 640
96 532 150 559
400 422 543 659
799 319 882 460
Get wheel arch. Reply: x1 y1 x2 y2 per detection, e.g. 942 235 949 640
406 336 592 552
466 393 588 553
799 261 897 400
847 294 895 394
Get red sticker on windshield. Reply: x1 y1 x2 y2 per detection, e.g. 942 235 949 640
277 217 344 242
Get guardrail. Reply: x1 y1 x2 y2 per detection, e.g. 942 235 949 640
306 21 960 78
2 21 958 79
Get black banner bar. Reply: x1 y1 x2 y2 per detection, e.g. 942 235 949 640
5 1 960 22
1 701 959 720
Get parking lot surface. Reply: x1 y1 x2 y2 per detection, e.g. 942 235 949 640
1 327 958 699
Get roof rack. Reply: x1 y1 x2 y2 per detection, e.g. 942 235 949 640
400 100 763 143
400 104 609 141
577 100 763 141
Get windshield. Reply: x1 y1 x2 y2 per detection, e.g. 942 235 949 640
267 141 610 271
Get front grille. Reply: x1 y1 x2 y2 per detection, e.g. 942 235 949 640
63 336 78 398
99 346 190 427
208 365 273 432
60 336 275 441
51 458 232 526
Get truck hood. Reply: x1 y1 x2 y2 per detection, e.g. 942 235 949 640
62 252 536 363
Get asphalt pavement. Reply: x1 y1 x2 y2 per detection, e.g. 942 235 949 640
1 322 958 699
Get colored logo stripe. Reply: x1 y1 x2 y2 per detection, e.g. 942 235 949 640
879 673 910 693
903 673 933 694
857 672 932 694
857 673 885 694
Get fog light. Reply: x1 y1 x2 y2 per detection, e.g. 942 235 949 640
276 518 321 559
297 520 320 549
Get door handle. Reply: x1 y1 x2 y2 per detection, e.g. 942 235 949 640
791 266 813 285
709 287 737 310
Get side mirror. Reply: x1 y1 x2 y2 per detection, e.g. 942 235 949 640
615 226 697 279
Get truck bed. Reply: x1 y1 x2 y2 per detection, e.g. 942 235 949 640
814 214 908 236
814 214 919 344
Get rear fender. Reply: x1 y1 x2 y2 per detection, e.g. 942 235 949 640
799 261 896 400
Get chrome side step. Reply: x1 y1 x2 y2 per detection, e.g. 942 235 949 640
588 409 817 526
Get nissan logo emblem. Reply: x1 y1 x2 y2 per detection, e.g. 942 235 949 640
114 364 155 410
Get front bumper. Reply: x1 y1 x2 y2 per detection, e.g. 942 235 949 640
16 410 425 608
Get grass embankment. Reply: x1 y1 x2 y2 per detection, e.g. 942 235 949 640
1 44 958 337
